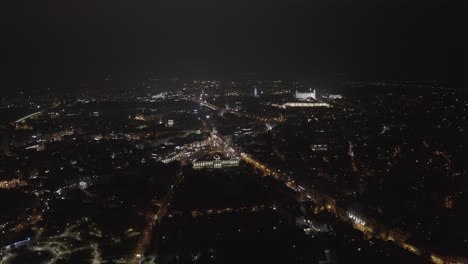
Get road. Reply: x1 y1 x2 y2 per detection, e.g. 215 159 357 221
128 170 183 264
188 204 276 218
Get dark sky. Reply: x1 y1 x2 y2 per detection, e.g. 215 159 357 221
2 0 467 89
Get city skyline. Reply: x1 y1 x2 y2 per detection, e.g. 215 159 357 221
2 0 468 91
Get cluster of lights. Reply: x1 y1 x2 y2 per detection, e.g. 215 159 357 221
348 212 366 226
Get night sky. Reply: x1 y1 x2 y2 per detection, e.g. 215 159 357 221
2 0 467 89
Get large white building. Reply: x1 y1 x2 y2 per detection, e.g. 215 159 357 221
193 157 240 169
347 206 367 226
295 89 316 101
276 102 331 108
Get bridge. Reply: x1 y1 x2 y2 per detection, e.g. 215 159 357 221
13 110 45 124
200 101 219 111
12 101 61 124
192 98 219 111
3 237 32 250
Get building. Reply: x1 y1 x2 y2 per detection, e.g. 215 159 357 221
193 156 240 169
295 89 316 100
186 139 209 150
328 94 343 99
160 151 185 163
296 215 331 235
347 205 368 226
310 144 328 152
276 102 331 108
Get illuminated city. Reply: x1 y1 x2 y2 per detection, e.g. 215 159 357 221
2 1 468 264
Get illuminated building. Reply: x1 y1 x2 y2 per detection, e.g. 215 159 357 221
186 139 209 149
193 155 240 169
295 89 316 100
296 216 330 235
347 206 367 226
328 94 343 99
160 151 185 163
310 144 328 152
276 102 331 108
